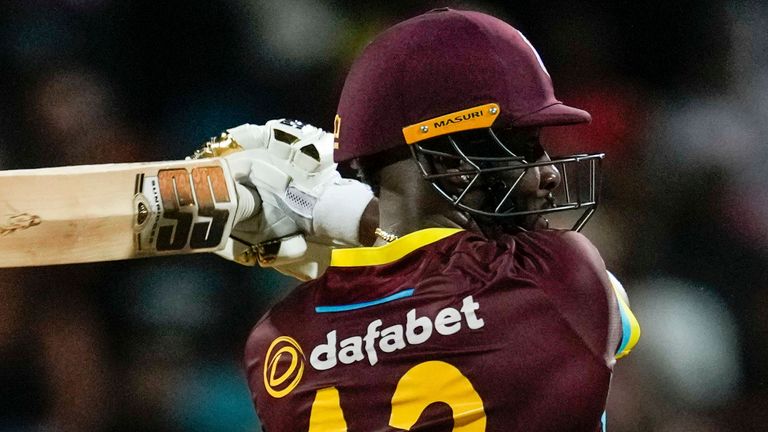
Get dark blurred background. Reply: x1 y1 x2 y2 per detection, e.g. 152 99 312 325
0 0 766 431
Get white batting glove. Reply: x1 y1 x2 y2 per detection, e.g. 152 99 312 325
193 119 373 280
227 119 373 243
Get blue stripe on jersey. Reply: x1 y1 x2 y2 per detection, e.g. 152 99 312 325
315 289 415 313
601 411 607 432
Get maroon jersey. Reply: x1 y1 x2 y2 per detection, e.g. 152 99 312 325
244 228 636 431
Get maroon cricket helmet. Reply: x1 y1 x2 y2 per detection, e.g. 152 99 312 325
334 8 591 162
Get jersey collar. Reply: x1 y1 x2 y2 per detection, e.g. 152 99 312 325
330 228 463 268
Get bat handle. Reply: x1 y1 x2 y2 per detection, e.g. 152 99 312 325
234 183 262 224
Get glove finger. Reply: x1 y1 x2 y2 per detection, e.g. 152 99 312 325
223 153 255 182
227 124 269 150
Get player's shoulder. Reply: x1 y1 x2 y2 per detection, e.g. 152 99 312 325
485 229 606 278
243 281 319 361
521 229 602 259
542 229 605 271
521 229 607 287
520 230 617 360
438 228 604 277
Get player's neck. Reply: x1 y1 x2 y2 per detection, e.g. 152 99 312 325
375 159 476 243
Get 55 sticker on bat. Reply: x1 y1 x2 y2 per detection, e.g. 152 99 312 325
133 163 237 254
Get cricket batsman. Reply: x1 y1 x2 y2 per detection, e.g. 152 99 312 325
215 8 640 431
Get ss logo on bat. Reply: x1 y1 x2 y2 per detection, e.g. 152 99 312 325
155 166 231 251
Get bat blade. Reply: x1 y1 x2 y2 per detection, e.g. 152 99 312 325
0 158 238 267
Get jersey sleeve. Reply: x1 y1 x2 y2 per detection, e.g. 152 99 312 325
527 230 639 365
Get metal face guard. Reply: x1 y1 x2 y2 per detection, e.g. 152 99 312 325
410 129 604 232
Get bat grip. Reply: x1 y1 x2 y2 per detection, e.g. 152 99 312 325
234 183 262 224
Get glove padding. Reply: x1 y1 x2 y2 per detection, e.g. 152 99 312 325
203 119 373 280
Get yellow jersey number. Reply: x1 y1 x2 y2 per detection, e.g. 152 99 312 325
308 360 486 431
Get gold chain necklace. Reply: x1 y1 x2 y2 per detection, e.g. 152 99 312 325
374 228 399 243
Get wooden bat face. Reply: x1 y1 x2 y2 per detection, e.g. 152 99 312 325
0 159 238 267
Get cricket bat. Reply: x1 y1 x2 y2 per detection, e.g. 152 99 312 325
0 158 242 267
